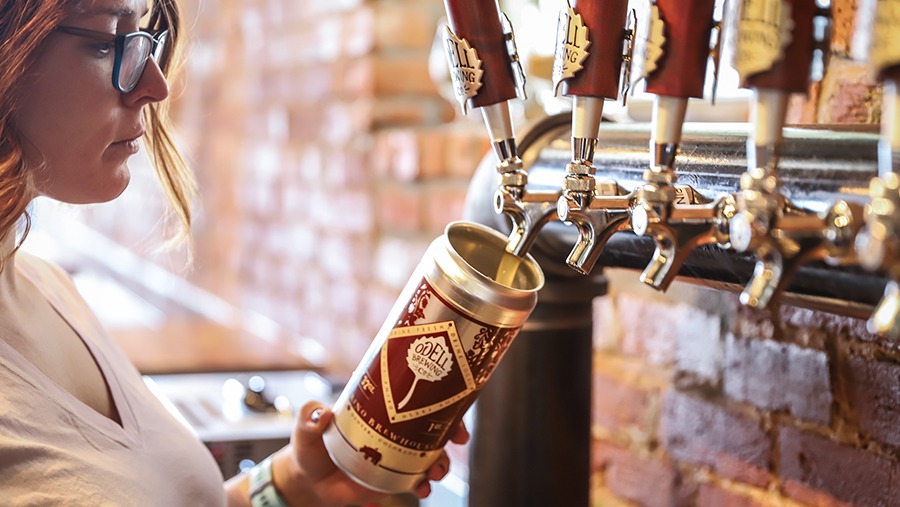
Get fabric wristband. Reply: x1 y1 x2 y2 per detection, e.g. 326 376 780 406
249 456 289 507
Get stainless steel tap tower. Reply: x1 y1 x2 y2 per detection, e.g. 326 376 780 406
438 0 897 505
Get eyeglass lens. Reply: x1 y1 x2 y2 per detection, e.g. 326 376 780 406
119 31 167 92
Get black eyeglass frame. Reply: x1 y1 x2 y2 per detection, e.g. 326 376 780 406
55 25 169 93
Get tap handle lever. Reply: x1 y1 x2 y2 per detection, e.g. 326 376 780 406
634 195 735 291
740 239 784 308
638 0 718 100
442 0 519 113
558 197 632 275
559 188 636 275
553 0 631 100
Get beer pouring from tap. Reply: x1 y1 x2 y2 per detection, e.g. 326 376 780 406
442 0 556 256
552 0 634 275
628 0 736 292
727 0 860 308
853 0 900 337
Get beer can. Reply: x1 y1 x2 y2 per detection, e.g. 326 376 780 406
323 221 544 492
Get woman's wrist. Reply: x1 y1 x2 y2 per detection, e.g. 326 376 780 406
270 445 323 507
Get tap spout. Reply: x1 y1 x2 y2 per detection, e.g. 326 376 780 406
495 188 561 256
633 194 735 291
558 189 634 275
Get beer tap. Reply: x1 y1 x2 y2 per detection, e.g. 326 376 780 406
853 0 900 337
628 0 736 292
442 0 556 256
552 0 634 275
728 0 860 308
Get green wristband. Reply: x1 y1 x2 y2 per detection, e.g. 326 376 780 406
248 457 289 507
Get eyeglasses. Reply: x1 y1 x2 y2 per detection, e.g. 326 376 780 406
56 25 169 93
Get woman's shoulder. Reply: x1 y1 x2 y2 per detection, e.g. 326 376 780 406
15 250 78 293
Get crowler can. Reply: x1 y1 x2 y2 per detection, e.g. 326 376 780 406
323 221 544 493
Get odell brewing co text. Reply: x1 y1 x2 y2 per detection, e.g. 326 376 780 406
323 221 544 493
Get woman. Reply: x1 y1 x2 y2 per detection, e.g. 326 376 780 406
0 0 466 505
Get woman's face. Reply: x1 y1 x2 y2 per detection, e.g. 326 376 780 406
13 0 169 204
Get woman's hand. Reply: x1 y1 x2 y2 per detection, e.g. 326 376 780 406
270 401 469 507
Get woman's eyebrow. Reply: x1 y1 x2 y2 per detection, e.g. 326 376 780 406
72 3 148 20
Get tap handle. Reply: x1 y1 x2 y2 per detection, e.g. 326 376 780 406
554 0 631 99
639 0 718 99
443 0 519 111
730 0 818 92
853 0 900 82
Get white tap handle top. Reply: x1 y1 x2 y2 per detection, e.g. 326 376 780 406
751 88 789 148
884 80 899 152
481 102 515 145
572 96 605 141
652 95 689 146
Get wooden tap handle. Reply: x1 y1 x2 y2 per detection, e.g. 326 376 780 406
560 0 631 99
443 0 518 109
742 0 817 92
644 0 717 99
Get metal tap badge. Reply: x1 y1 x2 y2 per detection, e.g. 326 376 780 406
443 27 484 114
728 0 794 80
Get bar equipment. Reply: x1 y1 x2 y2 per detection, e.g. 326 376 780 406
628 0 736 291
552 0 635 274
442 0 557 256
853 0 900 336
727 0 860 308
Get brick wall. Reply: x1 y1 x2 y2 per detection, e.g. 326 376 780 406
591 1 898 505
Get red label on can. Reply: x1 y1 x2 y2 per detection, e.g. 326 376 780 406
345 278 518 453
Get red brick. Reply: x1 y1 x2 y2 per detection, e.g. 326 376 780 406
661 390 771 487
443 125 494 179
373 235 431 290
422 183 468 233
363 283 404 334
844 355 900 448
779 425 900 507
782 480 858 507
817 58 881 124
697 484 766 507
593 441 676 507
373 4 442 51
723 334 832 424
373 129 449 182
372 97 455 129
342 6 375 57
374 56 440 96
592 365 658 438
376 183 423 233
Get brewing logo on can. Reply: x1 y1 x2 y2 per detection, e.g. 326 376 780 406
323 222 542 493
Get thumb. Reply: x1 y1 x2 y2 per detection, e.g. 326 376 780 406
292 401 337 481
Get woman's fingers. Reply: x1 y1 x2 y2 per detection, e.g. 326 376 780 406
449 421 470 445
427 451 451 481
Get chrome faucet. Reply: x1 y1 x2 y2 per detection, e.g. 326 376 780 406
726 0 861 308
628 0 733 291
552 0 634 274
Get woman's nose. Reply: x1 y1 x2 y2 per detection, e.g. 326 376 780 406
123 59 170 107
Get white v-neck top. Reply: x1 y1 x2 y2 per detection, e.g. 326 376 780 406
0 253 226 506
